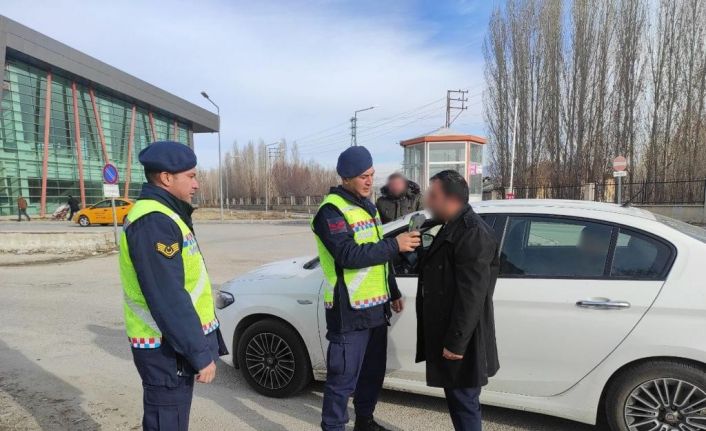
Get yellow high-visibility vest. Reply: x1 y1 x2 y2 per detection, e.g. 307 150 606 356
312 194 389 310
119 199 217 348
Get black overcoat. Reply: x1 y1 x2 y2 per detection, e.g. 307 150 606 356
415 204 500 388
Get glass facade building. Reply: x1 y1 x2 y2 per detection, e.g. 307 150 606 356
1 57 191 215
401 129 486 202
0 15 217 216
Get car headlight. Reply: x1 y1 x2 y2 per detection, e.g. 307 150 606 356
215 290 234 309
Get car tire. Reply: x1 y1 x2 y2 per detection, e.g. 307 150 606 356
237 319 311 398
78 215 90 227
605 360 706 431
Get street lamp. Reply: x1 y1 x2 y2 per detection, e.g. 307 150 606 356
200 91 224 222
351 106 376 146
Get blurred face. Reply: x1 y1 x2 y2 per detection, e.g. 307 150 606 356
387 176 407 196
158 168 199 203
425 179 460 221
579 230 610 257
343 167 375 198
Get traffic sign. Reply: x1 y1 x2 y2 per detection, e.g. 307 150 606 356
103 183 120 197
613 171 628 178
102 163 119 184
613 156 627 172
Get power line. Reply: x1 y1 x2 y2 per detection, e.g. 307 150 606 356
291 120 350 142
296 101 446 152
294 97 445 149
295 87 484 156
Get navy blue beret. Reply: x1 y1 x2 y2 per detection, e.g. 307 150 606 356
138 141 197 173
336 146 373 178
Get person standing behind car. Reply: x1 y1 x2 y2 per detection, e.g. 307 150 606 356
376 173 423 224
312 146 420 431
17 195 30 222
66 195 80 221
119 141 227 431
416 170 500 431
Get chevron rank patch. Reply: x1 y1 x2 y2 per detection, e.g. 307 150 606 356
156 242 180 258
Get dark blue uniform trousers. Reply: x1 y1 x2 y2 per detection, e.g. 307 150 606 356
321 325 388 431
141 375 194 431
444 387 482 431
142 376 194 431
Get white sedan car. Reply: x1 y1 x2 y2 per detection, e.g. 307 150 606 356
216 200 706 431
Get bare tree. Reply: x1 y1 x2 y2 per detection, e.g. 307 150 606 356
484 0 706 199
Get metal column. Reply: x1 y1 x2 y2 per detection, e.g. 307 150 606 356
39 71 52 217
124 105 136 199
71 81 86 208
88 87 110 164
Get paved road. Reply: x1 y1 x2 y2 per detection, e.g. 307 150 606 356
0 222 602 430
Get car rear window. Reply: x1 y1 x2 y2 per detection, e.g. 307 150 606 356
655 214 706 243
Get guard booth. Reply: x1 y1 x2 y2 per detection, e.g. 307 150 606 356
400 128 486 202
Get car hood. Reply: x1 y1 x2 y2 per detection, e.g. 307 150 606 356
220 255 320 294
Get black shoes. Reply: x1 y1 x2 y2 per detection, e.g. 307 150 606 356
353 416 390 431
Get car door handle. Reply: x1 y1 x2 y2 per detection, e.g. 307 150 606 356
576 298 631 310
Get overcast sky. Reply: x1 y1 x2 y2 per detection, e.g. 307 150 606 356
2 0 491 177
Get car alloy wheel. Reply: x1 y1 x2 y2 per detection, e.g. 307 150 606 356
244 332 296 391
78 215 90 227
625 378 706 431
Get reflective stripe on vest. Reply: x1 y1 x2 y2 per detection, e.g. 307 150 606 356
119 199 218 348
312 194 389 310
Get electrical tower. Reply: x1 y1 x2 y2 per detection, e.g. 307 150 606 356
350 106 375 146
445 89 468 128
350 116 357 146
265 143 284 212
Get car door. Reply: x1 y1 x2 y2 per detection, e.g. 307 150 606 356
114 200 130 223
387 216 497 382
91 200 112 223
387 269 426 381
487 215 672 397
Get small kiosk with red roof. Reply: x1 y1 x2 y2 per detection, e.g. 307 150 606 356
400 128 486 202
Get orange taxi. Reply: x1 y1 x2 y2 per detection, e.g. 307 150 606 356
74 198 134 227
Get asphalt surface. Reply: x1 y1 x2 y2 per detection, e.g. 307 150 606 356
0 222 602 430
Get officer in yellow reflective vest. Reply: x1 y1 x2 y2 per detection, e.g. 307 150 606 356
119 141 227 431
312 146 421 431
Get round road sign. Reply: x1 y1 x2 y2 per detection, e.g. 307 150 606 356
103 163 119 184
613 156 627 172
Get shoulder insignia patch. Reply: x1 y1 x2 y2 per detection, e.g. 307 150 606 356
327 217 347 235
156 242 180 258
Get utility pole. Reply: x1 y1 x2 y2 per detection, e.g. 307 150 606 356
350 106 375 146
200 91 224 222
445 89 468 128
265 142 283 212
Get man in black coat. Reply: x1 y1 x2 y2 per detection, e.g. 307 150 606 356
376 173 423 224
416 170 500 431
66 195 80 221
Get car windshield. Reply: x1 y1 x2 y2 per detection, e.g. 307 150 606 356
655 214 706 244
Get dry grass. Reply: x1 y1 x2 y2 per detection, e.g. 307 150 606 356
192 208 300 221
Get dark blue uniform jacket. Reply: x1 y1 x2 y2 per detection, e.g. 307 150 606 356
126 183 226 387
312 186 402 334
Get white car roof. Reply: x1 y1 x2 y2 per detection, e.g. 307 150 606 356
384 199 658 233
472 199 658 221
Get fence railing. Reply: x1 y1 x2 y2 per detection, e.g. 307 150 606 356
196 195 326 209
508 179 706 205
197 179 706 210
